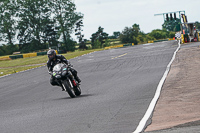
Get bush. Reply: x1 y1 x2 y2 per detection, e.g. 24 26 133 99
148 29 169 40
169 32 176 38
103 39 110 47
93 40 101 49
0 44 19 55
63 39 76 52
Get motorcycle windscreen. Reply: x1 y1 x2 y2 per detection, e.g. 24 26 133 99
53 63 65 72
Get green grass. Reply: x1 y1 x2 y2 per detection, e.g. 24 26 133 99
0 65 44 77
0 56 48 68
0 49 103 77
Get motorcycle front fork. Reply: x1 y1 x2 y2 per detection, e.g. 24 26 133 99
55 71 77 89
68 71 77 87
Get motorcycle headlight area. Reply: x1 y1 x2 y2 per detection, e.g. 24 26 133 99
53 72 62 79
55 75 61 79
53 72 56 76
62 71 67 76
61 68 67 76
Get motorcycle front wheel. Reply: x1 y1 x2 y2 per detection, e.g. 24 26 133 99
74 83 81 96
62 79 76 98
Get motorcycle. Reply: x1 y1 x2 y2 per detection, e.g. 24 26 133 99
52 63 81 98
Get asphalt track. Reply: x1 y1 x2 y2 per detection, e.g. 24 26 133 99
0 41 178 133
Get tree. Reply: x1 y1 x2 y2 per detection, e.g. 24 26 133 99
119 27 132 43
44 24 59 48
162 18 181 32
0 0 17 45
62 38 76 52
119 23 141 44
0 44 18 55
113 32 120 39
132 24 140 36
75 20 87 50
90 26 108 48
17 0 51 51
104 39 110 47
148 29 168 40
0 0 84 54
49 0 83 51
195 21 200 31
169 31 176 38
108 31 120 39
93 40 101 49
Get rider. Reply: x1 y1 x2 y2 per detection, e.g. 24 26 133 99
47 49 81 89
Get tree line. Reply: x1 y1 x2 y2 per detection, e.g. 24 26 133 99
0 0 83 56
91 20 200 48
1 0 200 56
90 23 177 49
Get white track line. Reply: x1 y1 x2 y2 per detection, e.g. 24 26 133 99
133 40 181 133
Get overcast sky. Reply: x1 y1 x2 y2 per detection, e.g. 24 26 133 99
74 0 200 40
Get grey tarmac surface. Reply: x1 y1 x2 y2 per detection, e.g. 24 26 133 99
145 120 200 133
145 42 200 133
0 41 178 133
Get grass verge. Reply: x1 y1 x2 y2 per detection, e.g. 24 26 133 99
0 49 103 77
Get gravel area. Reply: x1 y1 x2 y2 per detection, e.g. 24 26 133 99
145 45 200 132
